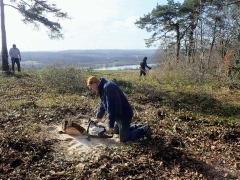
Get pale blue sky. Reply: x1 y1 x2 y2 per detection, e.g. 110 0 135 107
3 0 184 51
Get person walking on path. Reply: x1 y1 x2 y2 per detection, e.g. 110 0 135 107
9 44 21 72
87 76 151 142
139 57 151 77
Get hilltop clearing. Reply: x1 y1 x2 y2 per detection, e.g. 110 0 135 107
0 70 239 179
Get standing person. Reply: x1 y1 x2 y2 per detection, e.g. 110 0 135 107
87 76 151 142
9 44 21 72
139 57 151 77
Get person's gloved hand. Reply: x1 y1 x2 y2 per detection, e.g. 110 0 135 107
149 67 152 70
19 58 21 61
105 128 113 134
93 118 103 123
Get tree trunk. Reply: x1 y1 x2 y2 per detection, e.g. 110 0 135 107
199 0 204 71
1 0 9 71
207 18 217 69
176 25 180 63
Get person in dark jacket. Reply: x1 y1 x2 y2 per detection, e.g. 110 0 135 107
139 57 151 77
87 76 151 142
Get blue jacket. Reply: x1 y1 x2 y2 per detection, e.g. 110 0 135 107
95 78 133 128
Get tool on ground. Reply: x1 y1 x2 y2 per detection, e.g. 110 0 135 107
86 118 113 138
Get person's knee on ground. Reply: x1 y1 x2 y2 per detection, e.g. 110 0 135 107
119 124 150 142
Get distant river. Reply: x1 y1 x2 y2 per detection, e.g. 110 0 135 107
95 63 156 70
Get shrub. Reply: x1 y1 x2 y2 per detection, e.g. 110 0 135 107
39 63 86 93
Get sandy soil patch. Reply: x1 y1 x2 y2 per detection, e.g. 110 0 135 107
43 118 120 162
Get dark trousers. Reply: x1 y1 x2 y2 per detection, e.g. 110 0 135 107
140 69 146 76
12 58 21 72
114 118 146 142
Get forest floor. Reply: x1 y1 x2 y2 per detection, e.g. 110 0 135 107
0 70 239 180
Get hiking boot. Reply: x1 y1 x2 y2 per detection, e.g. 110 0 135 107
144 125 152 140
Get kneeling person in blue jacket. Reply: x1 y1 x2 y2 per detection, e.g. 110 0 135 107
87 76 151 142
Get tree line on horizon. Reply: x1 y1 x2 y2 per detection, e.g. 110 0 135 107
18 49 156 70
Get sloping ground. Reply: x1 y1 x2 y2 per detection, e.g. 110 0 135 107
0 72 239 180
1 101 239 179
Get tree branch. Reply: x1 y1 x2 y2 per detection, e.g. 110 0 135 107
4 4 19 10
31 0 59 12
18 0 31 8
226 0 240 5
